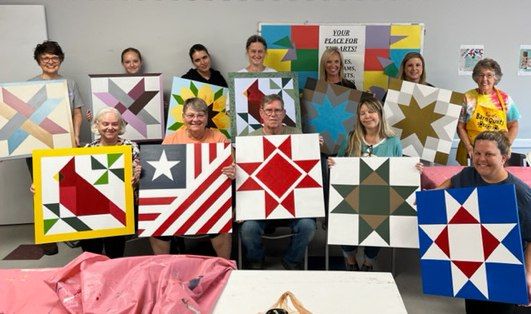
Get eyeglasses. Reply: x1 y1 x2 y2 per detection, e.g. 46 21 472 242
262 108 284 116
184 113 206 119
476 73 496 79
40 56 61 64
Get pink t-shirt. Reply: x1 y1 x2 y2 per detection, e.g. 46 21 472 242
163 127 227 144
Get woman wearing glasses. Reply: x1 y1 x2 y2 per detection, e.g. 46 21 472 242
31 41 85 147
328 96 403 271
456 58 520 165
149 97 235 259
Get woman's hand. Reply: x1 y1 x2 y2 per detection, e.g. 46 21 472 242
319 135 324 146
222 163 236 180
415 162 424 174
30 184 35 194
327 157 336 168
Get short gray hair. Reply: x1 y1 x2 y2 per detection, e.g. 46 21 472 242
92 107 126 135
473 58 503 84
183 97 208 116
260 94 284 109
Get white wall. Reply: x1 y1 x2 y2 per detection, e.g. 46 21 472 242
1 0 530 223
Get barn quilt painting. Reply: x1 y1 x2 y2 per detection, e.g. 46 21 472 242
166 77 230 138
32 145 134 244
416 184 528 304
229 72 301 137
90 73 164 141
138 143 232 236
260 23 424 98
328 157 420 247
384 78 464 164
235 133 324 220
302 78 371 155
0 80 74 161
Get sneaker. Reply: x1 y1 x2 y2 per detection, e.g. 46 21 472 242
360 264 374 272
346 263 359 271
247 260 264 270
40 243 58 256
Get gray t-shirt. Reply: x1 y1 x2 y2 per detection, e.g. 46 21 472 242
248 125 301 136
29 75 84 111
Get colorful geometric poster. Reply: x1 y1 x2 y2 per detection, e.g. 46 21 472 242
229 72 301 137
166 77 230 138
138 143 232 236
328 157 420 248
236 134 324 221
518 45 531 76
416 185 528 304
302 78 371 155
260 23 424 99
33 145 134 244
458 45 484 76
384 78 463 164
90 73 164 141
261 24 319 91
0 80 74 161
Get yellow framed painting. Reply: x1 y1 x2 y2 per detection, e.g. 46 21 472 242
33 145 134 244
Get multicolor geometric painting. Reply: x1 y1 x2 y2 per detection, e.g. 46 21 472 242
90 74 164 141
32 145 134 244
384 78 464 164
235 134 324 220
302 78 371 155
166 77 230 138
229 72 301 137
0 80 74 161
328 157 420 247
416 185 528 304
260 23 424 98
138 143 232 236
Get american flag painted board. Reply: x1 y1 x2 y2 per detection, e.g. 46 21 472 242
138 143 233 236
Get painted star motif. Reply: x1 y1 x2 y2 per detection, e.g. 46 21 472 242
148 150 180 181
309 94 353 141
237 136 321 217
331 159 417 244
392 96 444 145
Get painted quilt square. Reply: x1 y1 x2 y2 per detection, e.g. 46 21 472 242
416 184 528 304
33 145 134 244
235 133 325 220
328 157 420 248
301 78 371 155
229 72 301 138
90 73 164 142
0 80 74 161
166 77 230 138
384 78 464 164
138 143 232 236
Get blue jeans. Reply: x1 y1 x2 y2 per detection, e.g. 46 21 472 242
240 218 316 265
342 245 380 260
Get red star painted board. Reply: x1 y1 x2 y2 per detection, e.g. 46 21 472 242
138 143 233 236
235 133 325 220
33 146 135 244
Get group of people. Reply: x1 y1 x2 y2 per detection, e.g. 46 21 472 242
24 34 530 312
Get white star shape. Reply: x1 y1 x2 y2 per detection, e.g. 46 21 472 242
147 150 180 181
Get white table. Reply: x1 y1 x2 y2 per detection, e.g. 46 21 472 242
213 270 407 313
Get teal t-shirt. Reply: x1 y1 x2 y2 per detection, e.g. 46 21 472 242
337 135 402 157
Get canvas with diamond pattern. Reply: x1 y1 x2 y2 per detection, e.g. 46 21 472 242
90 73 164 141
166 77 230 138
235 133 324 220
33 145 134 244
328 157 420 247
416 184 528 304
260 23 424 99
138 143 232 236
384 78 464 164
302 78 372 155
229 72 301 138
0 80 74 161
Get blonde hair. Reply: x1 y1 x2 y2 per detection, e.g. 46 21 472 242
345 97 395 156
92 107 126 135
319 47 344 81
398 52 427 84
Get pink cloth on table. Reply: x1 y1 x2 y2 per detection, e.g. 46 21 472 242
421 166 531 189
0 252 236 314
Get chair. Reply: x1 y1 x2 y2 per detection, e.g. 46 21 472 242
238 226 309 270
507 152 527 167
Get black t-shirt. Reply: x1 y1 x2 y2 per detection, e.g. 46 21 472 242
182 68 228 87
335 79 357 90
451 167 531 242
